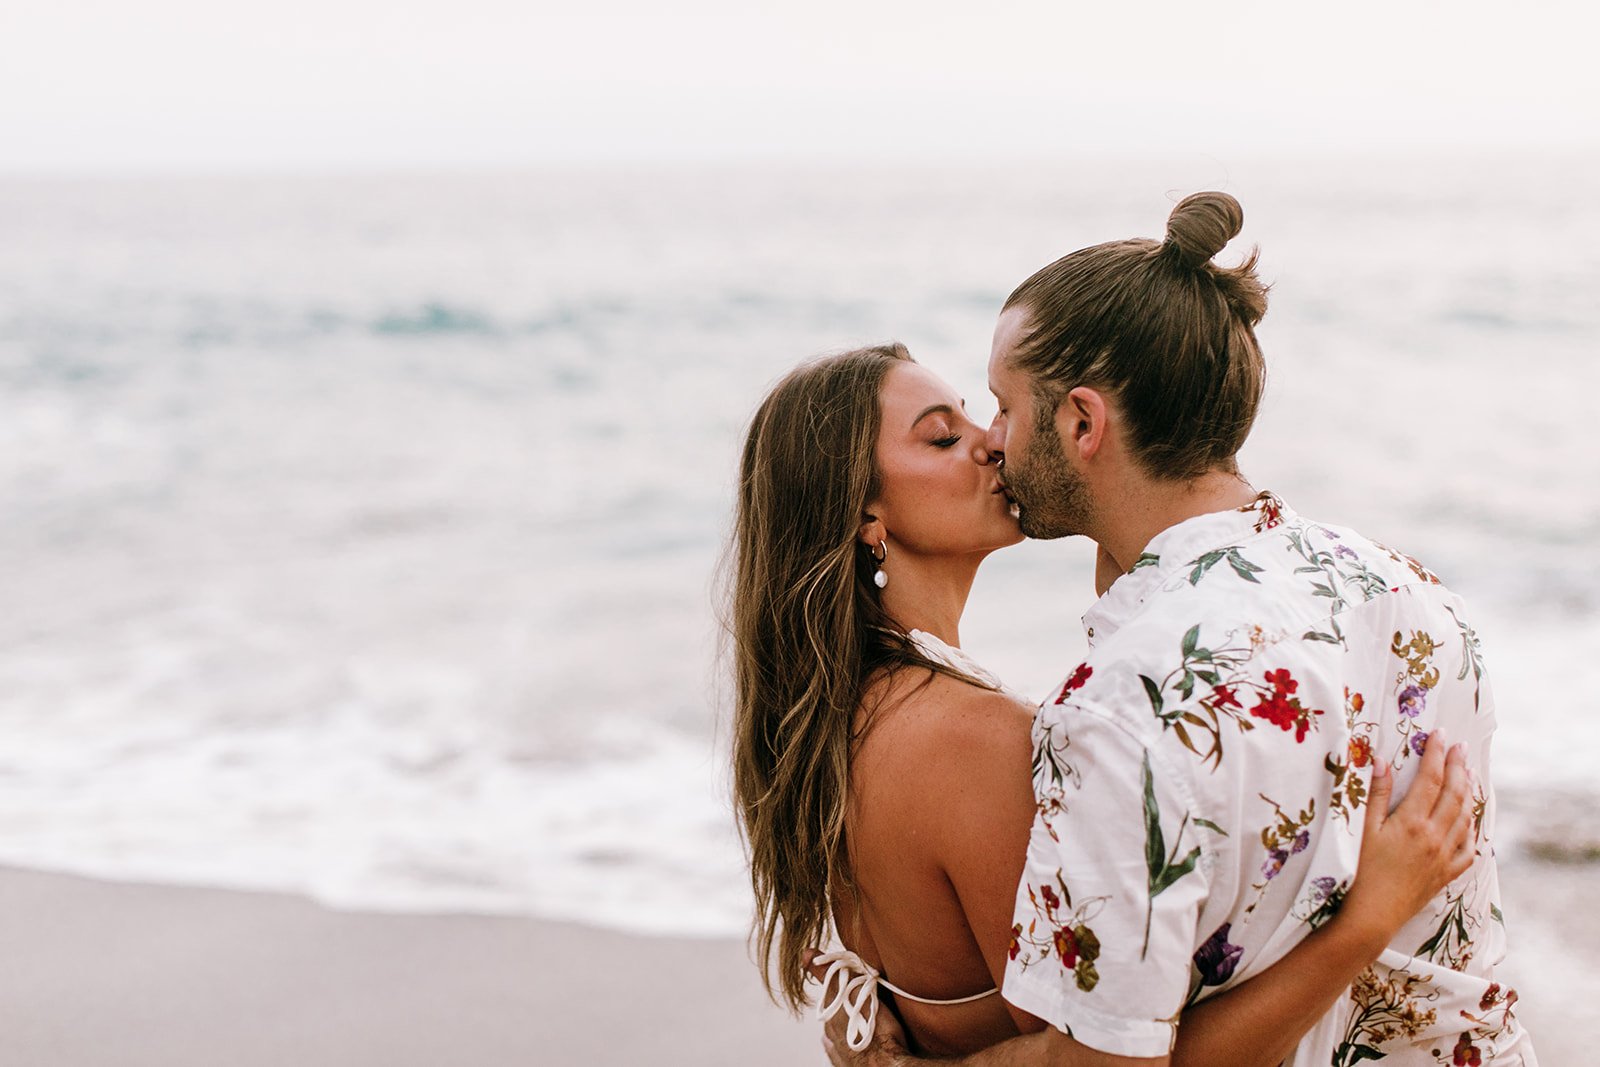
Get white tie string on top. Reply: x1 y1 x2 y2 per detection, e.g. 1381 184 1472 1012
813 948 999 1052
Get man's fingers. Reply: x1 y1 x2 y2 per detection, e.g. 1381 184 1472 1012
821 1002 850 1048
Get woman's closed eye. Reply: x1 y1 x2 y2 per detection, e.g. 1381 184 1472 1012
932 434 962 448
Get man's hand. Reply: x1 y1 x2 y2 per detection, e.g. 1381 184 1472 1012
804 949 911 1067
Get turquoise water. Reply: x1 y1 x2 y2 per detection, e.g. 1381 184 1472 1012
0 155 1596 933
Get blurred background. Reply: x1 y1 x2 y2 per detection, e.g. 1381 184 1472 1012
2 0 1597 1057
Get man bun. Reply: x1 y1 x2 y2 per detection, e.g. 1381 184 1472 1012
1162 191 1244 269
1002 190 1269 481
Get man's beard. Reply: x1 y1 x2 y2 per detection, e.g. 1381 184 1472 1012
1006 427 1093 540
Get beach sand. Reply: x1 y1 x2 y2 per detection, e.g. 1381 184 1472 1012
0 866 818 1067
0 855 1587 1066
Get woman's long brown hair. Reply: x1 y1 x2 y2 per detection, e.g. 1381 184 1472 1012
728 342 985 1012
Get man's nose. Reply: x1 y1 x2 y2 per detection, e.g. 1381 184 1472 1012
985 418 1007 459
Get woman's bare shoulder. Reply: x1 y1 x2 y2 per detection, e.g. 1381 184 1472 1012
852 669 1038 880
857 669 1034 775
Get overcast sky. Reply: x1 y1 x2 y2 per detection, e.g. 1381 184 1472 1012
3 0 1596 172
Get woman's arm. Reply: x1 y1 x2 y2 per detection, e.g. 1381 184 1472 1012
1168 731 1474 1067
816 731 1475 1067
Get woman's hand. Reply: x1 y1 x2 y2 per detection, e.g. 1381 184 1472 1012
1338 729 1476 952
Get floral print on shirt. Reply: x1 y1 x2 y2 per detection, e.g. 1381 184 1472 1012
1010 872 1107 993
1002 493 1531 1063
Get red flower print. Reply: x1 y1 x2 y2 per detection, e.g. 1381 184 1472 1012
1349 691 1364 714
1479 982 1501 1010
1264 668 1298 695
1348 735 1372 768
1250 692 1296 731
1008 924 1023 961
1452 1033 1482 1066
1053 926 1080 969
1039 883 1060 912
1243 492 1283 531
1210 684 1241 710
1250 685 1324 742
1055 664 1093 703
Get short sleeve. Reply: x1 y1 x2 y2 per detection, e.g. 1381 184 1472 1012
1002 700 1209 1058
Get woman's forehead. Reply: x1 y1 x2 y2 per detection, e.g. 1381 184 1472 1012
881 362 961 421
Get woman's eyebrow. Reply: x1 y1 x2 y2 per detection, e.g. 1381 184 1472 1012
910 403 958 429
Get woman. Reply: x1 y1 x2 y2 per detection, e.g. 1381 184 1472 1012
729 204 1475 1062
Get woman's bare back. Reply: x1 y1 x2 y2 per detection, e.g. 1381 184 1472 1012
832 664 1044 1055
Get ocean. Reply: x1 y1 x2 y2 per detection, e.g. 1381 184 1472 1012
1 154 1596 937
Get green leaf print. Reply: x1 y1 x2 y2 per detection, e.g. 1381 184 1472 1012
1187 551 1225 585
1414 887 1475 968
1186 548 1263 586
1225 549 1264 583
1141 750 1201 959
1446 605 1486 713
1143 753 1166 880
1307 614 1349 650
1141 675 1165 715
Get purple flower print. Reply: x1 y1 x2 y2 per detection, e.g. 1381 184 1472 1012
1292 830 1311 855
1334 544 1358 560
1411 730 1430 757
1398 684 1427 719
1194 923 1244 987
1307 875 1338 906
1262 850 1288 881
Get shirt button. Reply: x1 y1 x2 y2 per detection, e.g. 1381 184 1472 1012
1087 627 1095 638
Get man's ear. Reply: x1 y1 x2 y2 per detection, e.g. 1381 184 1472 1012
1055 386 1109 461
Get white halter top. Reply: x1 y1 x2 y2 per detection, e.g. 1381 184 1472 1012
815 629 1006 1051
907 628 1009 692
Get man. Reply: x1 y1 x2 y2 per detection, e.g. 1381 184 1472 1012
819 193 1535 1065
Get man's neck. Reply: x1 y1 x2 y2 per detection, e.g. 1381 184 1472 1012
1096 470 1260 574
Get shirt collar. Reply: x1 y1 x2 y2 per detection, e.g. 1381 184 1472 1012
1081 491 1292 648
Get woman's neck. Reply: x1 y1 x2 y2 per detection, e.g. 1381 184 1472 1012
877 551 985 648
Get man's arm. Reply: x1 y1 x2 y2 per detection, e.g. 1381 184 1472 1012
817 1008 1163 1067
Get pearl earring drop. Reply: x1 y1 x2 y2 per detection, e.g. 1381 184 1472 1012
871 540 888 589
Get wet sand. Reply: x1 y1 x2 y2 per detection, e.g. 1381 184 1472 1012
0 852 1584 1066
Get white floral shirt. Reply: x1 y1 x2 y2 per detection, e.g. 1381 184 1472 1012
1002 494 1537 1066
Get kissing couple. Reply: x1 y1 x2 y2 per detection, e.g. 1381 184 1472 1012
729 192 1536 1066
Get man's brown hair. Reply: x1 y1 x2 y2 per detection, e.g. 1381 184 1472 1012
1003 191 1270 480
